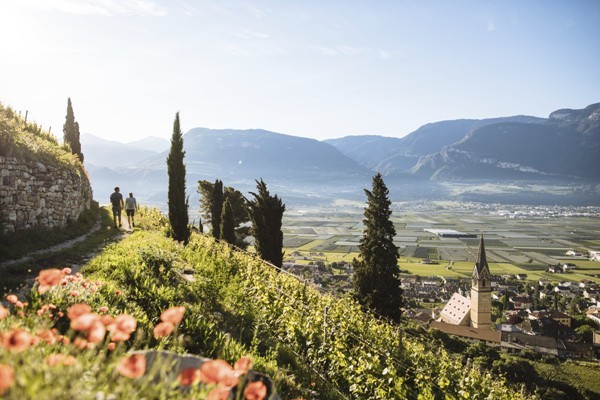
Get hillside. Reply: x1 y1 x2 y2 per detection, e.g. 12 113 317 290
0 209 536 399
411 103 600 180
0 103 83 173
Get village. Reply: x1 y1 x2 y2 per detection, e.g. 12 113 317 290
282 247 600 360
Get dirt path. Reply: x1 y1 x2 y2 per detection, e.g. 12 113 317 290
0 215 132 272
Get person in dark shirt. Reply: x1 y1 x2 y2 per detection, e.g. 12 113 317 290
109 187 124 228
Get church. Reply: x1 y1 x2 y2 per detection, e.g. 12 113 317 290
429 237 501 343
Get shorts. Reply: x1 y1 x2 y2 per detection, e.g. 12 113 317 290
112 207 121 216
126 209 135 217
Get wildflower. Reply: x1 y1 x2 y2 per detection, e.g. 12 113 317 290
234 356 253 374
2 329 32 352
153 321 175 338
73 337 92 350
207 385 231 400
108 314 137 342
15 301 24 309
37 268 64 294
99 306 109 313
5 295 17 304
160 306 185 325
70 290 80 297
37 329 57 345
46 354 77 367
178 367 202 386
62 267 72 275
71 313 99 331
117 354 146 379
68 303 92 320
0 364 15 395
87 320 107 344
0 306 9 320
199 359 238 387
100 315 114 326
115 290 122 296
244 381 267 400
107 342 116 351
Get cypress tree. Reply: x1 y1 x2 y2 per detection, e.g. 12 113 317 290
167 112 189 244
63 98 83 162
353 173 402 321
220 197 235 245
198 180 250 248
248 179 285 268
211 179 224 239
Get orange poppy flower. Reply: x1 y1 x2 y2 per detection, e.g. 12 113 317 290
200 359 237 386
37 329 57 345
207 385 232 400
37 268 64 294
87 320 107 343
153 321 175 338
160 306 186 325
234 356 253 374
70 313 100 331
243 380 267 400
5 295 17 304
67 303 92 320
0 306 9 320
0 364 15 395
107 342 116 351
117 354 146 379
46 354 77 367
2 329 32 352
62 267 72 275
178 367 202 386
108 314 137 342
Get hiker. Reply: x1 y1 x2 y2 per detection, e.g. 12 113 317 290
110 187 124 228
125 192 138 228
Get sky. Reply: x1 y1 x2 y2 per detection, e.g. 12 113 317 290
0 0 599 143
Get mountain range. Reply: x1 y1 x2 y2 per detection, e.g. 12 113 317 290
82 103 600 207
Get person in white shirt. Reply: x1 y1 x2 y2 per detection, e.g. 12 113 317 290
125 192 138 228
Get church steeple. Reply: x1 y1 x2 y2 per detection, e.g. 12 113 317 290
470 235 492 329
472 236 491 287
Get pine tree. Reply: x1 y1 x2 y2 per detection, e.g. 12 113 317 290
353 173 402 321
211 179 224 239
248 179 285 268
220 197 236 245
63 98 83 162
167 112 189 244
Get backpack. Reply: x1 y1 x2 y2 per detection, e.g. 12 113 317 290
110 192 121 208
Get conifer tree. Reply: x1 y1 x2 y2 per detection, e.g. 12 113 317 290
211 179 224 239
167 112 189 244
198 180 250 248
220 197 235 245
63 98 83 162
248 179 285 268
353 173 402 321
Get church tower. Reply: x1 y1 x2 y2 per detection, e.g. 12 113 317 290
470 236 492 328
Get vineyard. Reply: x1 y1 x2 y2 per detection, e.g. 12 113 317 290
0 208 536 399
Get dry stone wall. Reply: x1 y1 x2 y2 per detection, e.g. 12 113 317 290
0 156 92 234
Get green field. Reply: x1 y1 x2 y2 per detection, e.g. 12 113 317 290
282 202 600 283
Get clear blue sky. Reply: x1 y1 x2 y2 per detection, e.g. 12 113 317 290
1 0 598 143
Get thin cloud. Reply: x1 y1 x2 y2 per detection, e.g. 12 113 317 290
16 0 167 16
311 45 394 60
486 19 496 32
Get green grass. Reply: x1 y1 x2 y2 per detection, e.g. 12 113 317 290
0 202 101 262
535 360 600 397
0 205 120 297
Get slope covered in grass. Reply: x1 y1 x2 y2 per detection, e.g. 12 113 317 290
1 210 536 399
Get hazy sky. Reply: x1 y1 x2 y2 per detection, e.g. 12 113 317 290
1 0 598 143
